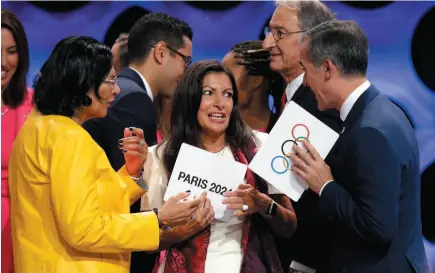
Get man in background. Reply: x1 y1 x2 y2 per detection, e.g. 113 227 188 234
263 1 342 272
112 33 129 74
83 12 193 273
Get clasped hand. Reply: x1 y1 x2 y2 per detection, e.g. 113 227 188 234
222 184 272 216
183 192 215 234
158 191 208 227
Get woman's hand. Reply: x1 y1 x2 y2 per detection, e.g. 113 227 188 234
222 184 272 217
119 127 147 178
159 192 202 227
186 192 215 233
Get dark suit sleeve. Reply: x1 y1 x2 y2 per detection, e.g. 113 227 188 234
319 127 400 248
83 92 157 172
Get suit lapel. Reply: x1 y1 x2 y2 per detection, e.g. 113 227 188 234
342 86 380 130
291 84 309 103
119 67 146 92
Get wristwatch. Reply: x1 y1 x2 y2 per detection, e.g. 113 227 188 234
267 200 278 216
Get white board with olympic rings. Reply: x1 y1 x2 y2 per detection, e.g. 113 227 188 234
248 101 339 201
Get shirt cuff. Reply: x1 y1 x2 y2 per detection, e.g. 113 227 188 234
319 180 334 196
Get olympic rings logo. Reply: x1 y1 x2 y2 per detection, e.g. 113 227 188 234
271 124 310 174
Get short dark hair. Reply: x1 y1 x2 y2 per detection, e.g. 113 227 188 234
33 36 112 117
158 60 253 174
128 12 193 65
277 0 335 31
231 40 285 113
118 35 129 70
1 9 30 108
302 19 368 78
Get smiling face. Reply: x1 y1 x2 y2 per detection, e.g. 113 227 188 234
1 28 19 90
263 6 303 75
299 39 333 111
160 36 193 98
85 67 120 119
197 72 234 139
221 51 250 106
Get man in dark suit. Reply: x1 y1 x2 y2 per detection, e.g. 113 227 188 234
83 12 193 273
290 19 428 273
263 2 342 272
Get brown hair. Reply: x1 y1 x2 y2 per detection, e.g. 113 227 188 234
1 9 30 108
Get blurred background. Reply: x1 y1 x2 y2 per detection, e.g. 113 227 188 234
2 0 434 269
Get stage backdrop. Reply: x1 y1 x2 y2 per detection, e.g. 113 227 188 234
2 1 434 269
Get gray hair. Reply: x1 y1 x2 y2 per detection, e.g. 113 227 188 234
301 19 369 78
275 0 336 31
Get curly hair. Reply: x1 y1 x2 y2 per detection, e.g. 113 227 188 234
231 40 285 113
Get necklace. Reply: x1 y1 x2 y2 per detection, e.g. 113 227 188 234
214 144 227 156
1 107 9 116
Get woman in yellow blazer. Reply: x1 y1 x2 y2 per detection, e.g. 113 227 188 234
8 36 201 273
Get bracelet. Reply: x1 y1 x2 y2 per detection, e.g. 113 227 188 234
159 227 163 241
129 171 144 181
152 208 168 229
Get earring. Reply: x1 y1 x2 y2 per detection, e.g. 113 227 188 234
82 96 92 106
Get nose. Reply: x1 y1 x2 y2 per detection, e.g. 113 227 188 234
213 94 225 109
263 32 276 50
113 82 121 95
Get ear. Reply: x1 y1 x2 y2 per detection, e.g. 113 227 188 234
249 75 264 90
323 59 335 81
152 41 167 65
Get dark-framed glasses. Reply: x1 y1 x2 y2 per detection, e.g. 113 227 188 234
264 26 306 41
166 45 192 68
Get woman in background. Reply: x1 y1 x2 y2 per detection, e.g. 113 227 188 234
1 9 32 273
222 40 285 133
8 36 200 273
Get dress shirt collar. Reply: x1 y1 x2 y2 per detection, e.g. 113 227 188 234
285 73 304 103
128 66 154 101
340 80 371 122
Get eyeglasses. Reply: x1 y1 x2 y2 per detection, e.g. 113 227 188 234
166 45 192 68
264 26 306 41
103 77 117 90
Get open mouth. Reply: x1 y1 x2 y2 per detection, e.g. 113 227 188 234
208 113 226 120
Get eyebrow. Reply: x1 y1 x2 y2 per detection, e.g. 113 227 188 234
202 85 233 92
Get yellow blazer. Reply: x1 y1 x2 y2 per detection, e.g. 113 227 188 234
8 110 159 273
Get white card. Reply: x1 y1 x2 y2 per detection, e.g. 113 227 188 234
163 143 248 222
249 101 339 201
290 261 316 273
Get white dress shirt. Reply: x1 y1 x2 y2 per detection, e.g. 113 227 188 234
319 80 371 196
285 73 304 104
128 66 154 101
